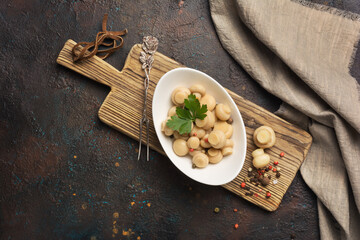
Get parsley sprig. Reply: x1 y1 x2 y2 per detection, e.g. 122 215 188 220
166 94 207 134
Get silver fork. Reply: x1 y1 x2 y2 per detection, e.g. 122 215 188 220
138 36 158 161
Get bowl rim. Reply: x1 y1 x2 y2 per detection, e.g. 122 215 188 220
152 67 247 186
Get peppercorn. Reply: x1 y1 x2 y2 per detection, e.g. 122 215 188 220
234 223 239 229
248 167 253 172
214 207 220 213
280 152 285 157
241 182 246 188
266 192 271 198
272 168 277 172
274 161 279 165
233 208 238 212
189 148 194 152
261 169 265 173
193 132 197 136
204 138 208 142
268 165 272 170
276 172 281 178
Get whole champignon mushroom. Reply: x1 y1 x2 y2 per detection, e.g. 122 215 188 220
187 136 200 149
189 146 204 156
202 111 216 130
190 126 206 139
173 139 189 156
215 103 231 121
214 121 233 139
168 106 177 117
171 87 191 106
221 147 233 156
192 153 209 168
195 110 210 128
200 134 211 148
200 94 216 111
190 84 206 96
252 148 270 169
207 148 223 164
208 130 226 149
161 119 174 136
173 131 189 141
253 126 276 148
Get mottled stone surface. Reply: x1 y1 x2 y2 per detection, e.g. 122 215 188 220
0 0 358 239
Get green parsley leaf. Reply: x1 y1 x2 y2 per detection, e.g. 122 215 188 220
184 94 207 120
166 116 192 135
176 107 192 120
166 94 208 134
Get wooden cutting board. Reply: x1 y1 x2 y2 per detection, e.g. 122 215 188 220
57 39 312 211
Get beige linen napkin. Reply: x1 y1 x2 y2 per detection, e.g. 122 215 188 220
209 0 360 239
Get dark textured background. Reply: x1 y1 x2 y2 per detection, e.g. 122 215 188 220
1 0 359 239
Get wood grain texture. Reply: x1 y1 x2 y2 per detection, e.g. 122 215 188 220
57 39 312 211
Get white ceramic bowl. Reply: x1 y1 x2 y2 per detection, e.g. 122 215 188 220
152 68 247 186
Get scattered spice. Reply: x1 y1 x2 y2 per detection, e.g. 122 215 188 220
131 202 135 206
147 203 151 207
234 223 239 229
272 168 277 172
260 177 270 186
73 155 77 159
265 168 269 172
245 186 250 191
193 132 197 136
204 138 208 142
248 167 253 172
261 169 265 173
115 162 120 167
241 182 246 188
273 179 278 184
277 167 281 172
276 172 281 178
268 165 272 170
72 14 128 62
192 164 196 169
266 192 271 198
233 208 238 212
280 152 285 157
254 193 258 197
189 148 194 152
274 161 279 165
259 189 262 192
214 207 220 213
113 212 119 219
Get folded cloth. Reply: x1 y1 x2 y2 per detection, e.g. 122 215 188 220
209 0 360 239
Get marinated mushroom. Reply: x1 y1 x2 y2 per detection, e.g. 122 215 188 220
222 147 233 156
208 130 226 149
253 126 276 148
200 134 211 148
161 119 174 136
189 146 204 156
215 103 231 121
207 148 223 164
213 121 233 139
173 139 189 156
171 87 191 106
187 136 200 149
168 106 177 117
190 84 206 96
200 94 216 111
252 148 270 169
173 131 189 141
190 126 206 139
192 153 209 168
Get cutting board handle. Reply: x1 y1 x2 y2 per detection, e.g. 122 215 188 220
56 39 123 88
